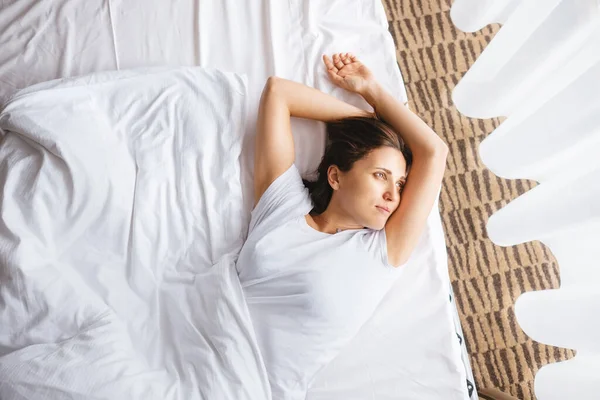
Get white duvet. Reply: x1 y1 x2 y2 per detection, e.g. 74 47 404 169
0 67 272 400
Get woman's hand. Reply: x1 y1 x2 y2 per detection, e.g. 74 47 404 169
323 53 376 97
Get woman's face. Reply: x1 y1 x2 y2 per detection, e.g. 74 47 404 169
329 146 407 230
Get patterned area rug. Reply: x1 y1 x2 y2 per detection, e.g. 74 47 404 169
380 0 576 398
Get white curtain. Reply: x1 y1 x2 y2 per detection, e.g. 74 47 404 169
450 0 600 398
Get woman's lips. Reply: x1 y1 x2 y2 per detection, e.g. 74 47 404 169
376 205 390 214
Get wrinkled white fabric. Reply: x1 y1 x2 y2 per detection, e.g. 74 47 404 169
0 67 271 400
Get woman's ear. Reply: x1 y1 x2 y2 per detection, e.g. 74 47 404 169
327 165 341 190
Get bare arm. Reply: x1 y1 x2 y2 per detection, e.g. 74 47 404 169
323 52 448 267
254 77 371 206
361 81 448 157
361 80 448 267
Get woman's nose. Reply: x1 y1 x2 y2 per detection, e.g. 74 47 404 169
384 189 397 202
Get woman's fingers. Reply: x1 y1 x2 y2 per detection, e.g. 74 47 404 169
333 53 345 69
325 52 358 66
322 54 338 73
324 53 360 89
341 53 352 65
334 52 358 65
327 67 340 79
323 55 345 85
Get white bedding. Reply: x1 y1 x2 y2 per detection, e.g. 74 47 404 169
0 67 273 400
0 0 474 399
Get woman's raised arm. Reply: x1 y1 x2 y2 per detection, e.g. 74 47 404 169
324 52 448 267
253 76 370 207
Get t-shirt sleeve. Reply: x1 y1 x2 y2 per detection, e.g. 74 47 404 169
249 164 313 233
361 228 405 270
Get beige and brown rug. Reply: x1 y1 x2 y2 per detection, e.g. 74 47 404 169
380 0 576 398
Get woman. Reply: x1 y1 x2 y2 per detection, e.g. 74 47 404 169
236 53 448 399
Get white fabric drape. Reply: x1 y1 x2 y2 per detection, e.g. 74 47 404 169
450 0 600 398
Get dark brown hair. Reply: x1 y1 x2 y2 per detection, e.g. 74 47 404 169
302 116 412 215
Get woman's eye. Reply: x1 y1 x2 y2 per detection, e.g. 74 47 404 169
375 172 385 179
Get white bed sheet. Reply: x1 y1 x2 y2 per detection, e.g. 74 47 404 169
0 0 473 398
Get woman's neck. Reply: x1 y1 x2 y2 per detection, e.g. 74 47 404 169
309 207 363 234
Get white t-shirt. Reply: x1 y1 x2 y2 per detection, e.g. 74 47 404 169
236 164 401 399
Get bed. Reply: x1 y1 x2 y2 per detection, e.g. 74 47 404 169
0 0 477 399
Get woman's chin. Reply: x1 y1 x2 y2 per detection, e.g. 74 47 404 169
365 220 386 231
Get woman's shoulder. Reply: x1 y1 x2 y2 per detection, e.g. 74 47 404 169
355 228 400 270
249 164 313 233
